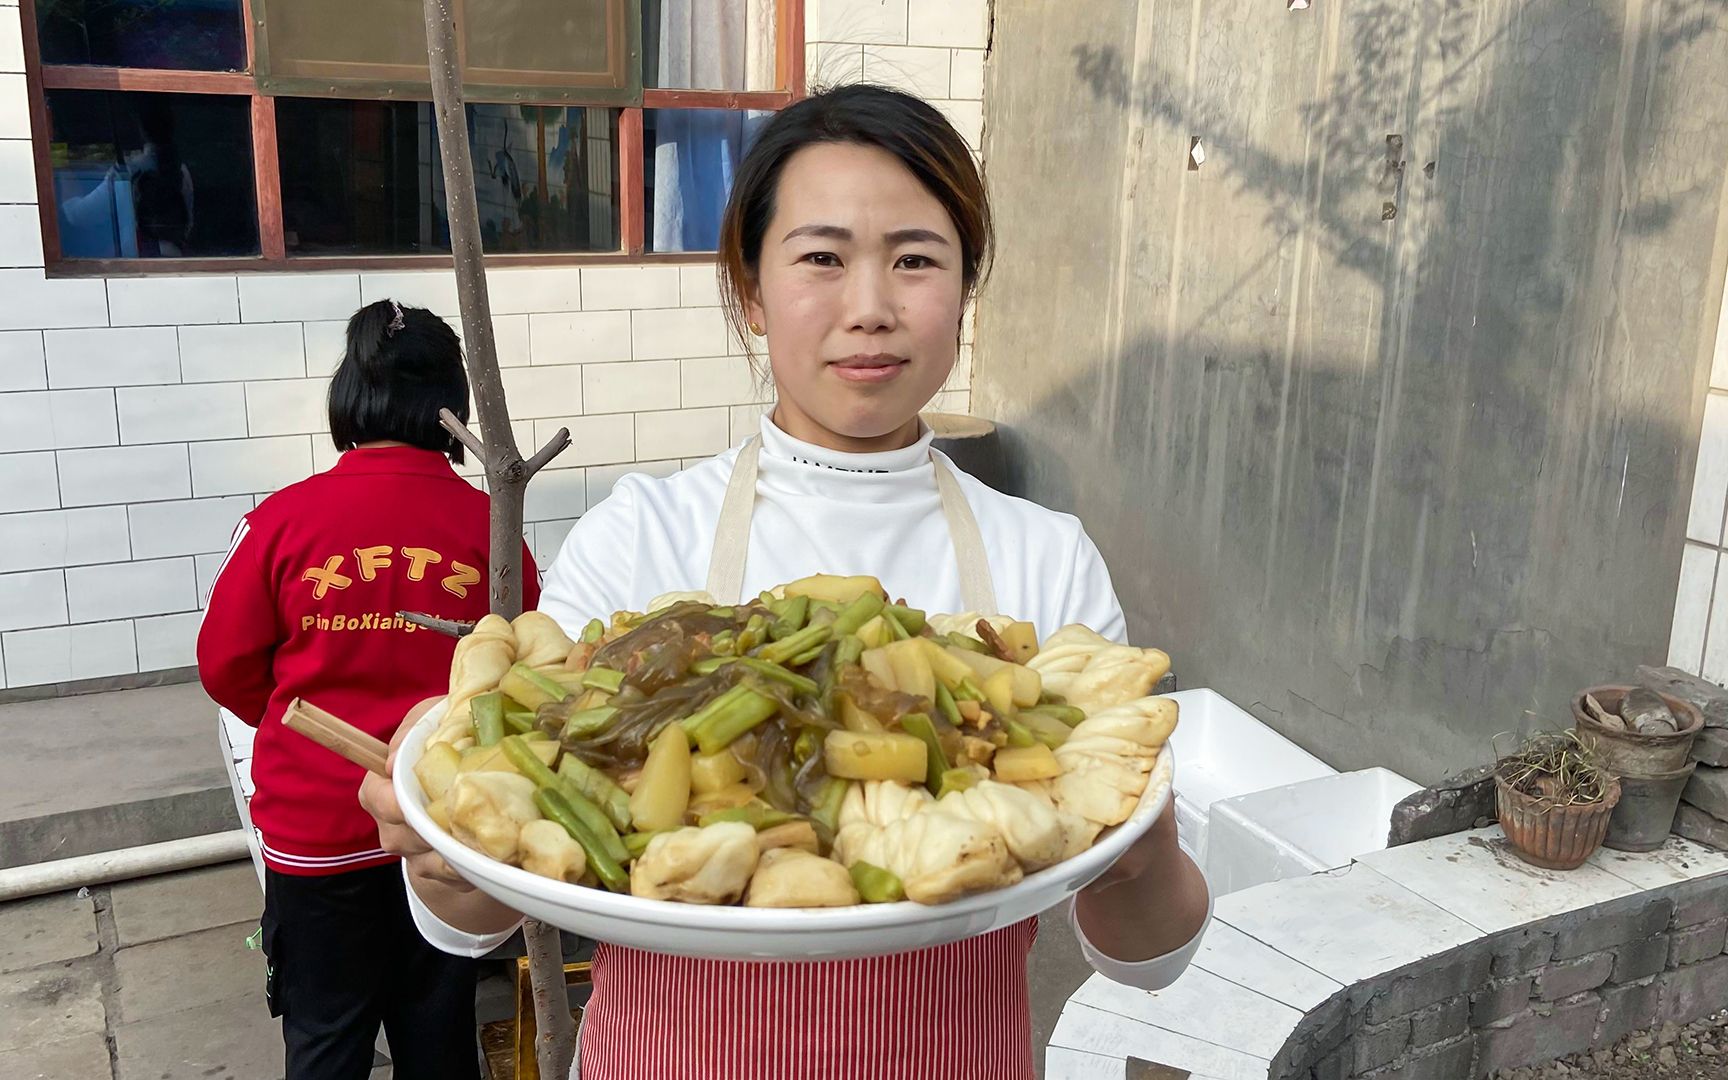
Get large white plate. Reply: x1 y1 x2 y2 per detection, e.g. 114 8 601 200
394 699 1174 961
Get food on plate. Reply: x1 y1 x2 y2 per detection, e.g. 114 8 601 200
418 578 1177 908
1026 625 1170 714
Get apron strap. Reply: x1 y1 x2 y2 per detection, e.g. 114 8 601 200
704 436 998 613
933 456 999 614
705 437 761 603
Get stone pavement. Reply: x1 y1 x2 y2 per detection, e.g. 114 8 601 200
1 858 1094 1079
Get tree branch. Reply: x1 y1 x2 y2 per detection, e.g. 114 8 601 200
524 428 572 478
397 611 475 638
439 408 491 466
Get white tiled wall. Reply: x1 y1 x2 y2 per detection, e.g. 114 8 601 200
0 0 985 689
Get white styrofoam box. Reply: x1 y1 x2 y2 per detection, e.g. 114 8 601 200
118 383 248 444
0 201 40 265
238 273 361 323
529 310 631 365
0 14 20 76
0 388 119 452
360 270 460 316
194 551 225 606
2 619 136 686
632 307 727 361
0 328 44 390
1671 543 1718 674
1688 391 1728 544
0 73 26 139
188 435 312 498
0 450 58 512
107 275 239 327
533 518 578 566
1163 688 1338 860
1704 560 1728 685
811 0 907 44
681 355 770 409
1205 768 1422 897
0 139 30 205
584 359 679 414
0 506 128 573
491 313 532 367
730 402 773 444
0 569 68 631
581 266 679 311
65 556 195 623
245 379 328 438
135 611 200 671
523 466 587 523
586 458 682 505
862 45 952 99
0 270 108 330
301 320 347 377
531 413 636 466
128 494 251 560
179 323 306 382
807 42 865 88
486 267 584 315
931 99 983 150
680 264 722 307
908 0 987 49
949 48 985 99
636 407 730 460
501 365 584 419
45 327 180 388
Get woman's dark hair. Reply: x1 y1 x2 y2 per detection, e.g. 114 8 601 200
327 300 470 463
716 84 992 352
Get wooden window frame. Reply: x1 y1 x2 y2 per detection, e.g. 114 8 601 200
21 0 805 276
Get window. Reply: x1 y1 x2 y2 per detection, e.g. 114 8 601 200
20 0 804 272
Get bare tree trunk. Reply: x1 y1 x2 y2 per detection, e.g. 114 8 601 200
419 3 578 1077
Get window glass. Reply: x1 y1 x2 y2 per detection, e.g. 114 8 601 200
643 0 778 91
35 0 248 71
276 99 620 256
645 108 767 252
46 89 259 259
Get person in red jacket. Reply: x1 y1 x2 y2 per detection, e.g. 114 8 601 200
199 299 539 1080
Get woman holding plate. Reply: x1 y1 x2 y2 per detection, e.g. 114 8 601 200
362 84 1209 1079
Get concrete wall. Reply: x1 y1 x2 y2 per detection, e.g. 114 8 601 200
0 0 987 692
972 0 1728 782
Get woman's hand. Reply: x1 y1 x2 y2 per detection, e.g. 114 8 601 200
1073 800 1209 964
359 698 523 936
358 696 469 888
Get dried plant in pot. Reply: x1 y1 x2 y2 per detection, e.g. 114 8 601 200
1494 732 1621 870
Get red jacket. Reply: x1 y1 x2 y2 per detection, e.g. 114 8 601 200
198 446 540 875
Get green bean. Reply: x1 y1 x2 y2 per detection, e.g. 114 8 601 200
736 614 770 654
882 607 912 641
954 677 986 702
829 593 886 638
849 861 905 903
580 618 605 644
559 705 619 741
768 595 810 641
535 788 629 891
690 656 732 676
757 623 832 665
697 804 797 830
733 656 819 696
472 692 505 747
557 755 633 833
1004 718 1037 748
900 713 948 789
623 831 663 860
886 604 927 635
688 687 779 755
1025 703 1087 727
934 682 964 730
581 666 625 694
832 634 865 669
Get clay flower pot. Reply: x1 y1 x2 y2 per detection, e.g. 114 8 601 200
1494 770 1620 870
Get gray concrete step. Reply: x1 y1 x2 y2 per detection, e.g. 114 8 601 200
0 682 238 869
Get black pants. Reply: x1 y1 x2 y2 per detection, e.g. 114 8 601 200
262 864 480 1080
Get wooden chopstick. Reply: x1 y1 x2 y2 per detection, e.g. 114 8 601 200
282 697 390 776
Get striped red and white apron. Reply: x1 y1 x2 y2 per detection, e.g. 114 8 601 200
578 921 1038 1079
575 435 1023 1079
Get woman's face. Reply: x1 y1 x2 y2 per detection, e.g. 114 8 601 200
748 142 965 451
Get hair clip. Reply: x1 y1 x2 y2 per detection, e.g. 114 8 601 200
386 301 406 338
